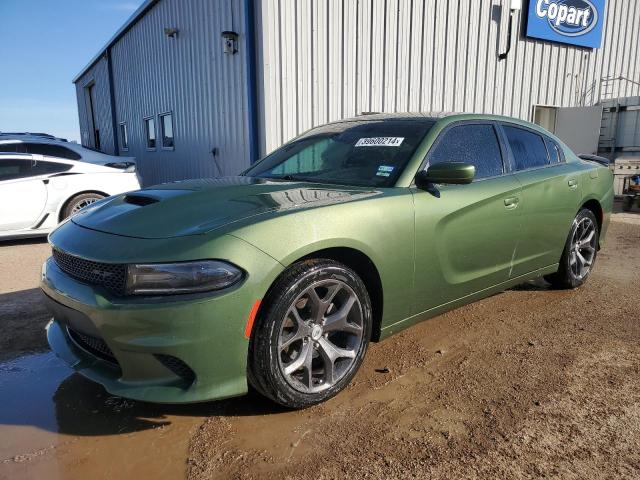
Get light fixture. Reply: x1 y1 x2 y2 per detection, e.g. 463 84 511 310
221 31 238 54
164 27 179 38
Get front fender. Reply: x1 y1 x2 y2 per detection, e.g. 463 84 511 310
230 191 416 329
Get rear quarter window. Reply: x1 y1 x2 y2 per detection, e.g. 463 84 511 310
503 125 549 170
23 143 82 160
31 161 72 176
545 139 564 164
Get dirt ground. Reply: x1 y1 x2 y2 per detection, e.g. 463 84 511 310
0 207 639 479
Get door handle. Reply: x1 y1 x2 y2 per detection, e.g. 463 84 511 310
504 196 519 209
568 179 578 189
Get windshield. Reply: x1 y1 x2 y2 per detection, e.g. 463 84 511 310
244 120 435 187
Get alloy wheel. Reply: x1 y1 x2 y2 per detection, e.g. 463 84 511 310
277 279 364 393
569 216 597 280
71 197 100 214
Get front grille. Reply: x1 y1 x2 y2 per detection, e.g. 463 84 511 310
53 248 127 295
67 327 118 364
155 354 196 384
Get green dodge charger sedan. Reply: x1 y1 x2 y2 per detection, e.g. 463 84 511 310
41 113 613 408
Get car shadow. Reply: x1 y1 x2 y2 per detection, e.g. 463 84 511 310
0 236 48 247
50 373 288 436
509 277 553 291
0 353 288 437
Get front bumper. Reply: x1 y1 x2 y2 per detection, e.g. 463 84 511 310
41 227 283 403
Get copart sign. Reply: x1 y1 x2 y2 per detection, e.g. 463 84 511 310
526 0 605 48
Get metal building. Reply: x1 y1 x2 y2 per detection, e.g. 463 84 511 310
74 0 640 186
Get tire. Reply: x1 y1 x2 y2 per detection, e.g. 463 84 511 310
544 208 599 289
248 259 372 409
62 193 105 219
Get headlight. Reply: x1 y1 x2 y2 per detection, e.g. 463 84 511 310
126 260 243 295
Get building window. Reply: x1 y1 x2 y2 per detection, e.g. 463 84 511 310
159 112 174 149
144 116 156 150
119 122 129 151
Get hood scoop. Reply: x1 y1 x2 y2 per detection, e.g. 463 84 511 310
123 193 160 207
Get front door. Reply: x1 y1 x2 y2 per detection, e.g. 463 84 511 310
0 159 48 231
412 122 522 315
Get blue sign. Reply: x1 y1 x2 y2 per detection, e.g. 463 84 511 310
526 0 606 48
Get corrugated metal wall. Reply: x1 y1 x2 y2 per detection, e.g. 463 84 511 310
76 0 250 186
255 0 640 155
75 57 115 154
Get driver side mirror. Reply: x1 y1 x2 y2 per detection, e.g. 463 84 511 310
415 162 476 189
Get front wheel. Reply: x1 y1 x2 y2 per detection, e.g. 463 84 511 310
248 259 372 409
544 208 599 289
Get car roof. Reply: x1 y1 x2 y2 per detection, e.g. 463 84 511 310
0 132 69 143
0 152 78 163
329 112 557 140
333 111 541 127
335 112 452 124
0 152 33 158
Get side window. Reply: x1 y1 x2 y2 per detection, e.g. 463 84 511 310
0 143 24 153
144 117 156 150
428 124 504 179
503 125 549 170
0 160 32 181
22 143 82 160
31 161 72 176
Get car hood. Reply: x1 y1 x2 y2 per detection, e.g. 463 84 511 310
71 176 378 239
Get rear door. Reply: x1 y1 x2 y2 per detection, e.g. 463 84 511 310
0 158 48 231
412 122 522 314
499 123 582 276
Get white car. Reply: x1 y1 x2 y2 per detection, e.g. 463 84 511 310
0 132 136 166
0 153 140 240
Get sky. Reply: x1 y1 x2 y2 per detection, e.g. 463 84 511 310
0 0 145 142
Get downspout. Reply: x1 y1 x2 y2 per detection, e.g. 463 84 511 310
106 47 120 156
244 0 259 163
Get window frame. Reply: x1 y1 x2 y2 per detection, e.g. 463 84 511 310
143 116 157 151
119 122 129 151
158 111 175 151
418 120 509 183
497 122 555 174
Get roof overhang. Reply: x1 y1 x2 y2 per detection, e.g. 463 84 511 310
72 0 159 83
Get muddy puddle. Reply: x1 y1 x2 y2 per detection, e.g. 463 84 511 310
0 351 202 480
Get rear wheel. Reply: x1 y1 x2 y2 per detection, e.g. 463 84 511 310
62 193 105 219
544 208 599 289
248 259 372 409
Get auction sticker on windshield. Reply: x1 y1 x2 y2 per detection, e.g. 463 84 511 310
355 137 404 147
